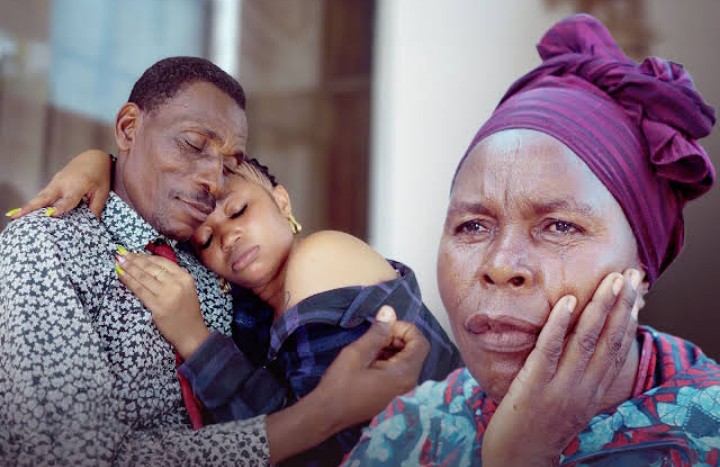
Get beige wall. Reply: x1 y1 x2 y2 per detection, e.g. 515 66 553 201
370 0 720 359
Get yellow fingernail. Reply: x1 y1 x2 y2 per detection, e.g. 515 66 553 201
116 245 128 255
114 264 125 276
5 208 20 217
44 207 56 216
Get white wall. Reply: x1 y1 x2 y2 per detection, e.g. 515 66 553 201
369 1 572 332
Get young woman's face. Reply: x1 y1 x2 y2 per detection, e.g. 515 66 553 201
438 129 643 403
190 174 294 290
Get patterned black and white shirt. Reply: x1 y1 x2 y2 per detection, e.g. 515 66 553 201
0 193 269 465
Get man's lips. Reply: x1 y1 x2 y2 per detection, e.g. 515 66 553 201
465 314 541 353
231 245 259 272
178 198 214 224
181 198 214 216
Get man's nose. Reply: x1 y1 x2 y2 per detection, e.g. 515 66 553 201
480 229 534 289
197 155 225 198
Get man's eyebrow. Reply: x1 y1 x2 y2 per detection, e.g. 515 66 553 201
186 126 245 161
193 126 220 141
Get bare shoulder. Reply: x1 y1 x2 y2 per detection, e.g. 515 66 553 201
284 230 397 309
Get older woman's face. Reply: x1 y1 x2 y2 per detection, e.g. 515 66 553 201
437 129 641 403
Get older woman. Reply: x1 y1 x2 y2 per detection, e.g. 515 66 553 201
343 14 719 466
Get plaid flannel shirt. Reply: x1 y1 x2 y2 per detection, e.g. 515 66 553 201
183 260 462 466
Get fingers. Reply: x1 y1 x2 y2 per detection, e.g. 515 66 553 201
115 252 180 297
594 269 642 391
346 306 397 368
9 185 65 219
88 184 111 220
520 295 577 384
370 316 429 395
559 272 625 374
117 251 182 275
390 319 429 362
8 183 101 220
381 319 429 368
556 268 642 394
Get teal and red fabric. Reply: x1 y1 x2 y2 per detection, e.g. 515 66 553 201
344 326 720 466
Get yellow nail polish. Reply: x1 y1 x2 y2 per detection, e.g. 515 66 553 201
116 245 128 255
114 264 125 276
44 207 56 217
5 208 20 217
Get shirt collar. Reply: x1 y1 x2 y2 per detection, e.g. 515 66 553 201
101 192 178 251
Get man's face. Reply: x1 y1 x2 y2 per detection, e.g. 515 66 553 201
437 129 641 402
118 81 248 241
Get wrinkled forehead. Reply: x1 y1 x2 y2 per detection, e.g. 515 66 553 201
147 82 248 137
450 129 619 212
454 130 589 186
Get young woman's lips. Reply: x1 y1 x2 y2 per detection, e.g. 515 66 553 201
231 245 259 272
466 314 540 353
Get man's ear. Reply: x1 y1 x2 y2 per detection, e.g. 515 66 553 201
272 185 292 215
115 103 141 152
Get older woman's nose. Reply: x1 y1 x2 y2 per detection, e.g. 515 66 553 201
480 231 534 289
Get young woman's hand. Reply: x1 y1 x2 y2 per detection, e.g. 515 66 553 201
481 268 643 467
8 149 112 220
115 252 210 358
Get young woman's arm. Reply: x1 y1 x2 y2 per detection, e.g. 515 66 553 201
8 149 112 219
115 250 430 463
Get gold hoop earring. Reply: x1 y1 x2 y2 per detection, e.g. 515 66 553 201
219 277 232 295
288 213 302 235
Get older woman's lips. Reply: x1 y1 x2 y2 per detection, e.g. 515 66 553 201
231 245 259 272
466 314 539 353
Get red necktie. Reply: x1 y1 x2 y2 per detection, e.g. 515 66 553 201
146 241 205 430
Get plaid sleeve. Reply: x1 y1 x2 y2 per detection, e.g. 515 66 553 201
179 331 287 423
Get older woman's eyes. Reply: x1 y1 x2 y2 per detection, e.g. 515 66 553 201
545 220 581 235
456 220 490 235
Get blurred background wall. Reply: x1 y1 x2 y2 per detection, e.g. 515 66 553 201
1 0 718 359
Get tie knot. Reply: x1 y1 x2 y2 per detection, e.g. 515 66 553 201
146 241 178 264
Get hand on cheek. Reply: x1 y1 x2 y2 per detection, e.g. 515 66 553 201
482 268 643 467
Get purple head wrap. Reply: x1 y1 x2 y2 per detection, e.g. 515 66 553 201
455 14 716 286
